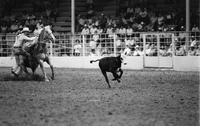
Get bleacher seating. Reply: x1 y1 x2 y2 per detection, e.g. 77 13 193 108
53 0 86 32
4 0 86 33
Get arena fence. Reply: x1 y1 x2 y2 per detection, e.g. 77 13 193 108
0 31 199 70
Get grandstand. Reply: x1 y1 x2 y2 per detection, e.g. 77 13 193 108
0 0 199 33
0 0 199 70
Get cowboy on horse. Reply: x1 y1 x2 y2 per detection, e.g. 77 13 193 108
12 22 55 81
12 27 36 76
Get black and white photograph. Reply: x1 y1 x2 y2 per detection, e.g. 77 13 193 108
0 0 199 126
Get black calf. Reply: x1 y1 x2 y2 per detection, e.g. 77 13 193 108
90 55 124 88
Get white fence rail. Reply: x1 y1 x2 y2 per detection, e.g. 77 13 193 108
0 32 199 57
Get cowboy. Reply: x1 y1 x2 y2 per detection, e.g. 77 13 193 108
12 27 36 76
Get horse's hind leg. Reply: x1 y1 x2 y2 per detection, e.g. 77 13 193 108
24 67 30 75
38 59 49 81
45 57 54 80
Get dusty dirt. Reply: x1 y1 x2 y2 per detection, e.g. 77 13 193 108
0 67 199 126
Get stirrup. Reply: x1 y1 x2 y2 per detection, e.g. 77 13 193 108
11 70 19 77
45 78 50 82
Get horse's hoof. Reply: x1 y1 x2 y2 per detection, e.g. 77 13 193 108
45 78 50 82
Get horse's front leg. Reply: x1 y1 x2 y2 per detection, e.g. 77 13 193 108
45 56 54 80
38 59 49 82
23 66 31 76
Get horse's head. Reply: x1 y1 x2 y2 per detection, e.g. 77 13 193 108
35 28 55 55
38 28 54 43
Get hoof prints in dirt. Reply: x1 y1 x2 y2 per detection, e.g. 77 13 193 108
0 74 44 81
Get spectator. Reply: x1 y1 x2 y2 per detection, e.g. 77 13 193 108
118 26 126 36
90 25 97 34
159 46 167 56
195 45 200 56
10 21 19 33
126 6 134 18
192 25 199 32
81 25 90 35
135 6 141 16
138 8 149 25
76 15 85 32
190 36 197 48
89 38 97 55
97 26 103 34
115 36 122 52
0 23 8 33
106 25 114 36
188 46 196 56
126 25 133 37
176 44 186 56
166 43 173 56
133 45 143 56
74 39 82 56
93 31 99 42
123 44 132 56
99 13 107 29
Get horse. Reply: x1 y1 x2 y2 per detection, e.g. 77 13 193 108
23 28 55 81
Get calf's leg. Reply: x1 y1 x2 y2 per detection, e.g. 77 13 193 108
112 72 121 83
101 70 111 88
118 68 123 79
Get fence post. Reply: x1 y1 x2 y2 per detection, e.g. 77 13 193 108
113 34 117 56
50 39 53 56
82 35 85 56
157 34 160 68
172 33 175 57
71 34 74 56
171 33 175 69
142 33 146 68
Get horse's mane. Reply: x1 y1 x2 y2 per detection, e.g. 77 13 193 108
38 28 53 43
34 28 53 55
38 28 46 42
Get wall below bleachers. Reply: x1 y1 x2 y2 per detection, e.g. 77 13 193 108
0 56 199 71
173 56 200 71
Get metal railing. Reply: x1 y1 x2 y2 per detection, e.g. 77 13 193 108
0 32 199 57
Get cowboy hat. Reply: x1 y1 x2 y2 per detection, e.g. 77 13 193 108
21 27 30 33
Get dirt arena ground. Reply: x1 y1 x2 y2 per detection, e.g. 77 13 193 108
0 67 199 126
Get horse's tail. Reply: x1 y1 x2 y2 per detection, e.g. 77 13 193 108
90 59 100 63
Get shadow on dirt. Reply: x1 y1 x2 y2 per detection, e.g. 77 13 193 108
0 74 44 81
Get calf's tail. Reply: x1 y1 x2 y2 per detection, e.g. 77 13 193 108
90 59 100 63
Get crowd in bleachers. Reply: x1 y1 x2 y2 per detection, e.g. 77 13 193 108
77 5 199 34
75 3 200 56
0 0 199 57
0 0 58 34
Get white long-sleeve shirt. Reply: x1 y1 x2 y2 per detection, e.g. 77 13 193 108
14 33 36 47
